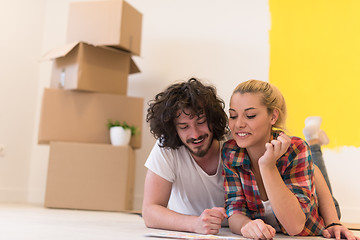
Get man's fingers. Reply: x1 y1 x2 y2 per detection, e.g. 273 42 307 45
197 210 222 235
204 221 222 233
211 207 227 218
201 209 224 225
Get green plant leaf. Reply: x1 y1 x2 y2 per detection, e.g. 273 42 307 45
106 119 139 136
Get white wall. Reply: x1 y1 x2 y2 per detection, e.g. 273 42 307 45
323 147 360 223
1 0 358 224
0 0 46 202
25 0 270 209
27 0 75 204
125 0 271 209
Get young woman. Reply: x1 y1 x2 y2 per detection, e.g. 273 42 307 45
222 80 359 239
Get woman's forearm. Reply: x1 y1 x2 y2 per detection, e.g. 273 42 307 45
260 165 306 235
314 166 340 225
228 213 252 235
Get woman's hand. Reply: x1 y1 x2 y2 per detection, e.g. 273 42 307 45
259 132 291 168
322 224 360 240
240 219 276 239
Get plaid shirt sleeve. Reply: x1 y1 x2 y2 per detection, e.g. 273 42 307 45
280 137 325 235
281 138 314 218
222 140 251 218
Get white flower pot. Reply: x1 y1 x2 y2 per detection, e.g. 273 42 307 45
110 126 131 146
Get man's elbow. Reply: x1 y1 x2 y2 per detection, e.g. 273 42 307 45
142 208 162 229
143 219 154 228
142 209 153 228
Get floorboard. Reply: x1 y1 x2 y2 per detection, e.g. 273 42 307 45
0 203 358 240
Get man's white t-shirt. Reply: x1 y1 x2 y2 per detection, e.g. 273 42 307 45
144 140 225 216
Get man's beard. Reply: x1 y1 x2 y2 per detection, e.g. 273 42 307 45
185 134 213 157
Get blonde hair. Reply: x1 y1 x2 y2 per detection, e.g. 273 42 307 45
232 79 287 131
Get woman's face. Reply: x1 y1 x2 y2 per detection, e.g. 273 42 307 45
228 92 278 149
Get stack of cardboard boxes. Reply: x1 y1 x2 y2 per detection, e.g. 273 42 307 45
38 0 143 212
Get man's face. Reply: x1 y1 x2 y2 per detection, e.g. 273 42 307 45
174 109 214 158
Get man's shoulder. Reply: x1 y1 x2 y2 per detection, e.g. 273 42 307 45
151 141 191 159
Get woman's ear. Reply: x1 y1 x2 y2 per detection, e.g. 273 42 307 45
270 109 279 125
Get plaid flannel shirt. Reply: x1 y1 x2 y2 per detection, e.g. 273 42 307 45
222 131 325 236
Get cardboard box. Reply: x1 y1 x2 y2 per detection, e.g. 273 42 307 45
66 0 142 56
45 142 135 212
42 42 140 95
38 88 143 149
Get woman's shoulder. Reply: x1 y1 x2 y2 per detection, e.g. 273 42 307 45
289 135 310 152
272 130 309 153
282 136 311 166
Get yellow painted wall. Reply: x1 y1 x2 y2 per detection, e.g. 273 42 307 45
269 0 360 148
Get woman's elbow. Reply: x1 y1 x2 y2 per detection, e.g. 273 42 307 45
282 210 306 236
286 222 305 236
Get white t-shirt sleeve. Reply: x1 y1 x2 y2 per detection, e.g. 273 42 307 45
144 141 177 183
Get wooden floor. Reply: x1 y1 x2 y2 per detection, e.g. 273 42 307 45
0 203 358 240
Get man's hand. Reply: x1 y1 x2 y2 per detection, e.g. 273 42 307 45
259 132 291 168
322 224 360 240
240 219 276 239
193 207 227 235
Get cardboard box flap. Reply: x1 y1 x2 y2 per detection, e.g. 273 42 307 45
42 42 140 75
130 58 140 74
42 42 81 60
103 46 139 74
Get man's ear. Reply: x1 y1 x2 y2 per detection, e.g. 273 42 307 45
270 109 279 125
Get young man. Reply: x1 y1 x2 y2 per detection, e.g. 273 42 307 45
143 78 228 234
142 78 351 239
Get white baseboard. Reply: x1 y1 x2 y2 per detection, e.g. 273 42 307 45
23 189 143 212
27 189 45 204
1 187 143 211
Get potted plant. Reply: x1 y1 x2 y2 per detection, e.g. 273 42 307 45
106 119 138 146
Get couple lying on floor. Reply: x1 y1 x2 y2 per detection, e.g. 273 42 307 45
142 78 357 240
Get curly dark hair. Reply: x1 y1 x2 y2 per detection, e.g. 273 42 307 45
146 78 228 149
